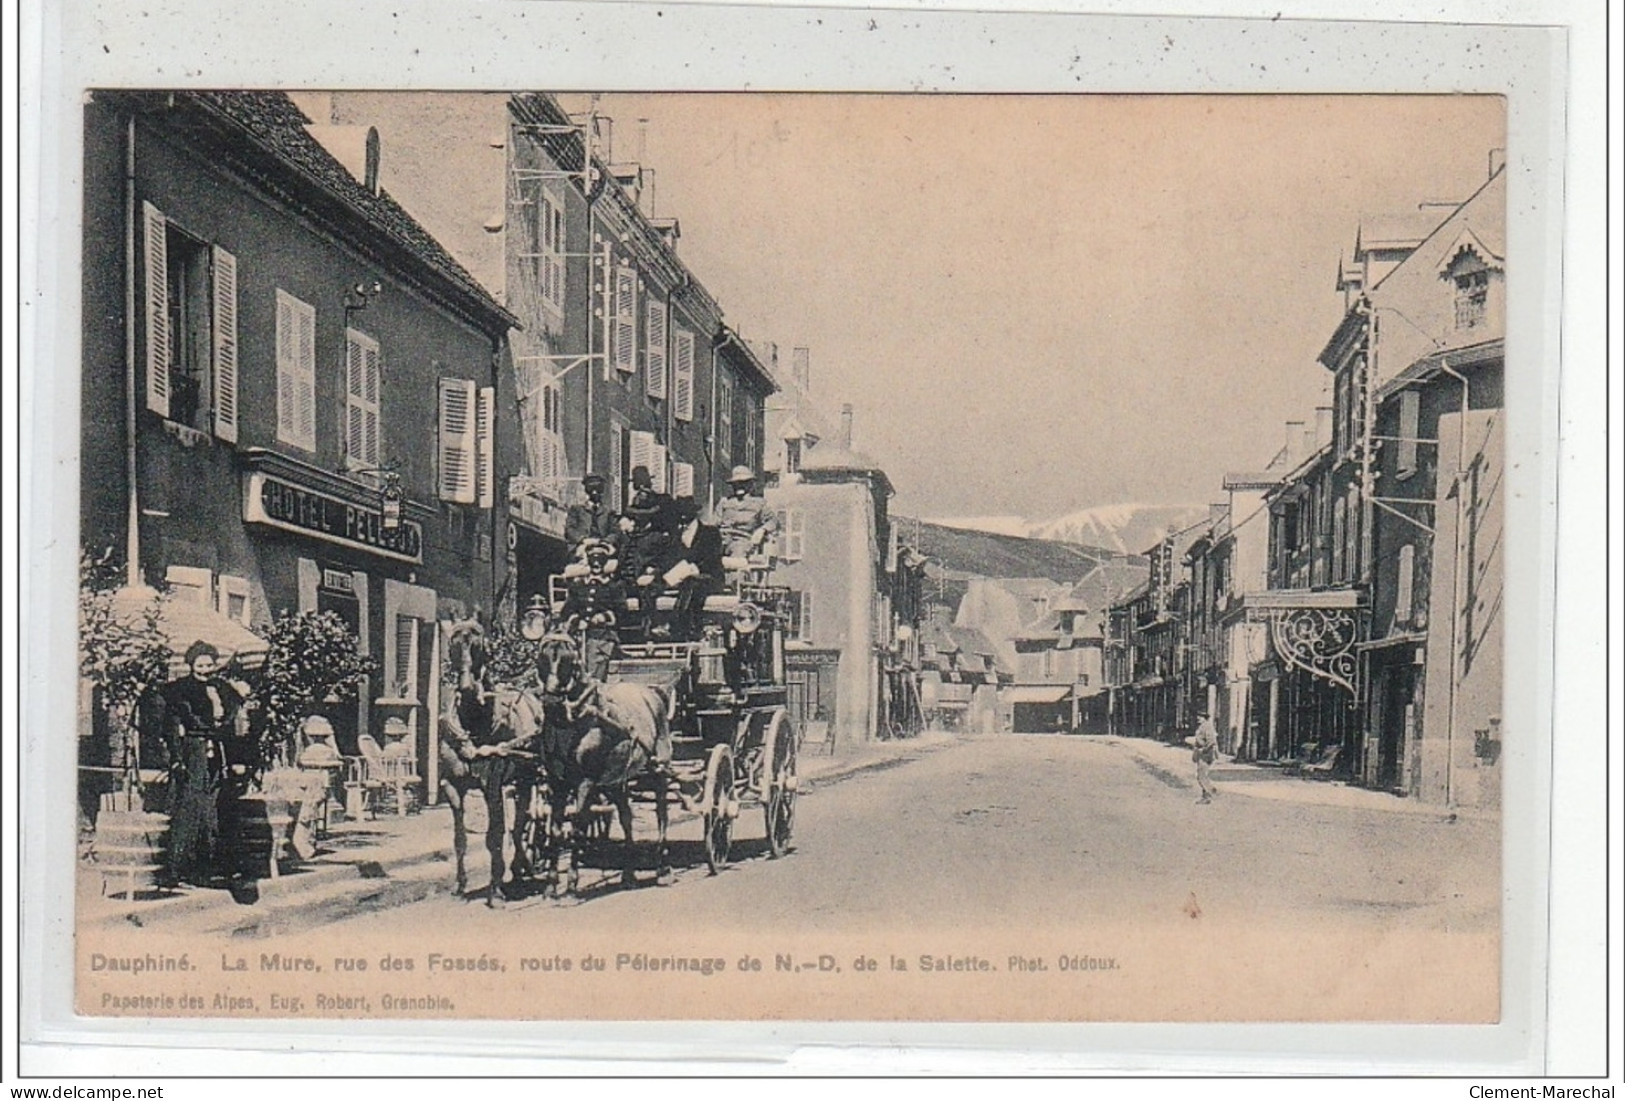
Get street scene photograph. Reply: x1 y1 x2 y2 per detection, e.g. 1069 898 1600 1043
72 90 1507 1023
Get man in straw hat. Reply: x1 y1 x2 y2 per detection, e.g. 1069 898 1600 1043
714 465 778 562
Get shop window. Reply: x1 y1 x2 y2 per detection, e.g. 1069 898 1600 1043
142 202 239 442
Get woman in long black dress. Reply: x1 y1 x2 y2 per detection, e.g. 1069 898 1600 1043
161 641 244 886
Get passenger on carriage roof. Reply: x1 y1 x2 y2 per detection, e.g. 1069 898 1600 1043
620 465 673 596
564 472 621 560
655 496 726 641
714 465 778 562
560 538 625 682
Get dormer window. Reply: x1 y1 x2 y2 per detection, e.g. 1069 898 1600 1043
1437 230 1502 334
1454 266 1489 329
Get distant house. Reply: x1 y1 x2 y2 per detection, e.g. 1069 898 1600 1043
917 612 1005 734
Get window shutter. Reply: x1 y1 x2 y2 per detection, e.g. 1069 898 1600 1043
275 290 316 450
363 339 381 466
650 443 668 494
209 246 239 441
295 299 317 449
1396 544 1415 624
798 589 813 641
613 266 637 372
345 334 365 463
438 377 477 503
784 508 805 560
672 461 694 499
645 297 668 398
142 201 170 417
629 430 655 483
1397 390 1420 476
477 386 496 509
275 292 296 440
673 329 695 422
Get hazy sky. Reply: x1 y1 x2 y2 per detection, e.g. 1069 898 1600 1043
568 94 1504 519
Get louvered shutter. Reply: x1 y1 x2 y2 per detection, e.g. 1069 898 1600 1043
345 334 365 462
645 297 668 398
477 386 496 509
275 293 296 440
629 430 655 484
362 339 381 466
439 378 477 503
142 201 170 417
650 443 668 493
210 246 239 442
673 329 694 422
672 462 694 499
613 266 637 373
295 300 317 449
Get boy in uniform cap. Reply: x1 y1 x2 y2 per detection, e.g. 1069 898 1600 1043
560 539 626 682
714 465 778 562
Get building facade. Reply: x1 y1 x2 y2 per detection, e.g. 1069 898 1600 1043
316 92 775 612
81 91 518 782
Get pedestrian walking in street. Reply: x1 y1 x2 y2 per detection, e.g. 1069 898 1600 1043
1190 710 1219 804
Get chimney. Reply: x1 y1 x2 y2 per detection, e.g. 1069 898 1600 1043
840 404 854 449
791 347 811 392
1315 405 1334 447
1285 420 1306 466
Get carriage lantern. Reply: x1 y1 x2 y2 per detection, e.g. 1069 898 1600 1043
732 602 763 635
520 593 550 641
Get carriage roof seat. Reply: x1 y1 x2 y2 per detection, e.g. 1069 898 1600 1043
622 594 742 614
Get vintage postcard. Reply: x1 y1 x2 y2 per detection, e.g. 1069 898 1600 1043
62 88 1521 1028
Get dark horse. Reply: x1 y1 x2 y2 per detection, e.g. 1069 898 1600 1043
533 632 674 895
438 623 546 906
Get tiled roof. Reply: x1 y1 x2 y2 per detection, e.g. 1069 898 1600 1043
185 91 516 332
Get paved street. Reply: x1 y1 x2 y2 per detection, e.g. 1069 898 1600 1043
329 733 1498 937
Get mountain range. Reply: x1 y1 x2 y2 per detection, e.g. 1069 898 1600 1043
924 503 1211 557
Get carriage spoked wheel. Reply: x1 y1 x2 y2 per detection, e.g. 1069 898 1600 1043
702 743 736 875
763 707 798 859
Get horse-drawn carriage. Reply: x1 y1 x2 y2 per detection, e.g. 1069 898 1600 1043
441 563 800 902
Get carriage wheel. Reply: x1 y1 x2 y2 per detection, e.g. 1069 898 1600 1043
764 708 798 858
703 743 735 875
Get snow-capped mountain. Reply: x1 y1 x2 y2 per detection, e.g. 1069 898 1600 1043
927 503 1209 556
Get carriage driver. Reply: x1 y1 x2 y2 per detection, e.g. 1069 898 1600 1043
559 538 626 683
714 465 778 562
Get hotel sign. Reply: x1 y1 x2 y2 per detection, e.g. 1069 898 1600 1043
244 472 424 564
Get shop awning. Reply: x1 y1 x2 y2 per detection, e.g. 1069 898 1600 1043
1003 685 1072 705
159 599 269 676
